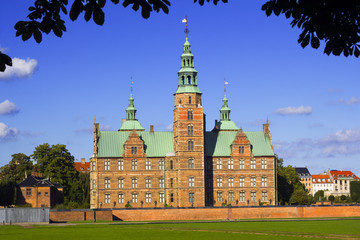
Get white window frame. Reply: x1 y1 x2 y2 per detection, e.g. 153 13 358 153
189 177 195 187
118 193 124 203
228 159 233 169
118 178 124 188
104 160 110 171
118 160 124 171
228 177 234 187
105 193 111 203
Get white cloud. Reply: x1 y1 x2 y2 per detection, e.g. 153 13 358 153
338 97 360 105
0 57 38 80
0 45 9 53
274 128 360 159
275 106 312 115
0 122 18 141
0 100 18 115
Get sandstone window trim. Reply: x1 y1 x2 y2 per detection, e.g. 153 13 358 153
159 192 165 203
262 191 268 202
104 160 110 171
216 177 223 187
251 191 256 202
131 178 138 188
118 192 124 203
216 159 222 170
239 159 244 169
188 140 194 151
188 176 195 187
118 160 124 171
217 191 223 202
261 159 267 169
228 191 234 202
145 192 152 203
132 192 138 203
104 193 111 204
188 158 195 169
239 176 245 187
159 178 165 188
145 178 152 188
228 159 234 169
131 159 138 170
187 109 193 120
239 191 245 202
105 178 110 189
118 178 124 188
250 177 256 187
262 176 267 187
189 192 195 203
145 159 151 170
158 159 165 170
228 177 234 187
188 125 194 136
250 159 256 169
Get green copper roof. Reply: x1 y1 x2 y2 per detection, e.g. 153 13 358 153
119 120 145 131
97 131 174 157
216 120 239 131
175 85 202 94
205 131 274 157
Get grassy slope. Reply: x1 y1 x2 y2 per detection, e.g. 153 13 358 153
0 220 359 240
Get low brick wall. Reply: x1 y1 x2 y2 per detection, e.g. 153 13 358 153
50 209 112 222
112 205 360 221
49 205 360 222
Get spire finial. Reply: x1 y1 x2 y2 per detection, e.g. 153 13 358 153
267 116 269 124
130 77 134 95
224 78 228 95
182 16 189 40
94 116 96 124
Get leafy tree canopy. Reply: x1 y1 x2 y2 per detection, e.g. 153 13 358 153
262 0 360 57
290 187 312 205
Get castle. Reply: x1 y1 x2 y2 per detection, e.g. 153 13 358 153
90 34 277 208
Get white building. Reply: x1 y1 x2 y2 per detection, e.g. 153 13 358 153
312 175 333 196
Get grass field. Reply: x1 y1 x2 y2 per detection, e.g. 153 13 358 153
1 219 360 240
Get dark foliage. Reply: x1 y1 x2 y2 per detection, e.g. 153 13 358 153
351 181 360 202
262 0 360 57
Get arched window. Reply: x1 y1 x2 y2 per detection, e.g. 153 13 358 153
187 76 191 84
188 140 194 151
170 160 173 169
188 158 194 168
181 76 185 85
189 96 192 104
183 59 186 66
187 110 193 120
187 59 190 66
187 125 193 135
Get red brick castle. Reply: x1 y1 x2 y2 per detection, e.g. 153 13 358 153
90 34 277 209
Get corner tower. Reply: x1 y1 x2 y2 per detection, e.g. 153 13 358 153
173 23 205 207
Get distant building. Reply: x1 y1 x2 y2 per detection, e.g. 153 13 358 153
16 172 63 208
74 158 90 173
327 170 359 196
311 174 333 196
295 167 312 194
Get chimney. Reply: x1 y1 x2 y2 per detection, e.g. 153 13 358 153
81 158 85 164
150 125 154 133
122 118 126 123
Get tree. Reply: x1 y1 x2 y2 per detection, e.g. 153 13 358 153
262 1 360 57
32 143 79 202
0 153 33 207
350 181 360 202
328 195 335 203
0 0 227 72
314 190 325 202
289 187 312 205
276 157 303 204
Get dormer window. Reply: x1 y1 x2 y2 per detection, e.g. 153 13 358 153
239 146 244 154
131 147 137 155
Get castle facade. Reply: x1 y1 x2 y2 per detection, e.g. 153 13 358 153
90 36 277 208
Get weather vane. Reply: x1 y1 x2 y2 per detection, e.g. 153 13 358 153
130 77 134 94
224 78 228 95
182 16 189 40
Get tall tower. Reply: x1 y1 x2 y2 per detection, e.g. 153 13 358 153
173 21 205 207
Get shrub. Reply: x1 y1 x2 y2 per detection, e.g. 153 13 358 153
328 195 335 203
125 203 132 208
340 195 347 201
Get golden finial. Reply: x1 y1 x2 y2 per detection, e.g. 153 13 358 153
224 78 228 95
130 76 134 94
182 16 189 40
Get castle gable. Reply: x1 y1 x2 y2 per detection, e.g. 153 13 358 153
205 131 274 157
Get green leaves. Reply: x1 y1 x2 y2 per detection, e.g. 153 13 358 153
262 0 360 58
0 52 12 72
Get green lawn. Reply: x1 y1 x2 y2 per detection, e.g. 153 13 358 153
1 219 359 240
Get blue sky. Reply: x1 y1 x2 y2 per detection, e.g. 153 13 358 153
1 1 359 176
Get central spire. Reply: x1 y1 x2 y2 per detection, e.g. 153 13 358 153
175 17 201 95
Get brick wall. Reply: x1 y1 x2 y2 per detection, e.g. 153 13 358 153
112 205 360 221
50 209 112 222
